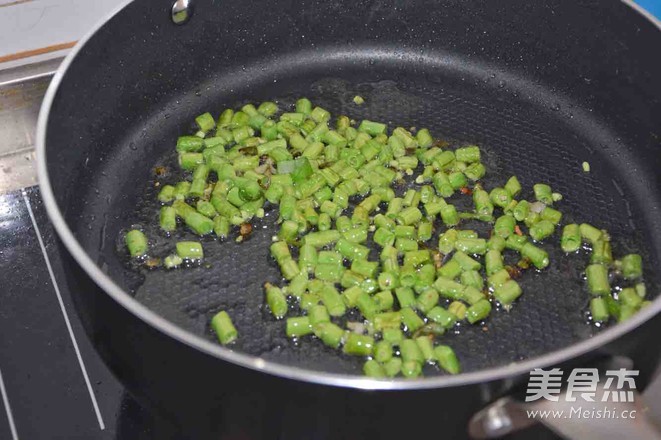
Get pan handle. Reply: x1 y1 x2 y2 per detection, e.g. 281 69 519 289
468 381 661 439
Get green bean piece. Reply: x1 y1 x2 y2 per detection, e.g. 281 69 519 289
159 207 177 232
401 360 422 378
440 204 460 226
354 292 378 320
487 236 506 253
434 345 461 374
416 288 440 313
363 360 386 378
438 259 462 279
447 301 466 320
397 207 423 226
288 272 309 299
473 188 494 217
561 224 581 253
504 176 522 197
464 162 486 181
621 254 643 280
427 306 457 329
184 210 214 235
176 136 205 152
455 145 481 163
174 243 203 262
314 263 344 283
619 304 639 322
162 254 182 269
455 238 487 255
125 230 148 257
619 287 642 308
321 284 346 317
401 307 425 333
460 270 483 291
580 223 603 245
434 277 465 300
490 188 512 208
158 185 176 203
466 299 492 324
494 215 516 239
590 297 609 323
521 243 549 269
417 221 433 242
451 251 482 270
438 229 458 255
373 312 401 333
512 200 530 222
211 311 238 345
302 230 341 248
533 183 553 205
446 172 466 191
179 152 204 170
488 269 510 290
265 283 288 319
373 290 393 311
494 280 522 305
462 286 484 306
343 333 374 356
415 128 433 148
373 341 394 364
541 207 562 225
316 322 344 348
590 239 612 265
286 317 313 338
394 287 416 309
506 235 528 252
530 220 555 242
400 339 424 365
483 250 503 276
197 198 218 219
433 171 454 197
270 241 291 263
586 264 610 295
336 239 369 261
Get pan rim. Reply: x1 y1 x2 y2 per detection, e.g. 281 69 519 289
36 0 661 390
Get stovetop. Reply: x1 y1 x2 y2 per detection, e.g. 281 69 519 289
0 64 181 439
0 188 170 440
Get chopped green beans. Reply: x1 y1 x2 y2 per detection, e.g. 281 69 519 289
127 97 651 379
125 230 148 257
211 311 238 345
586 264 610 295
434 345 461 374
176 241 203 259
265 283 288 319
561 224 581 253
621 254 642 280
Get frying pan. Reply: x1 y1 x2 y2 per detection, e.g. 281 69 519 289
37 0 661 438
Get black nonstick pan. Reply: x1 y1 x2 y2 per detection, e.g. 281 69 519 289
38 0 661 438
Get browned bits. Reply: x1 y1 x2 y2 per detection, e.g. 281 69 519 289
144 257 161 269
506 265 523 279
240 223 253 238
433 251 443 269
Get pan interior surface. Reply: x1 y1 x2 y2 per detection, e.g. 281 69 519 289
57 47 660 376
